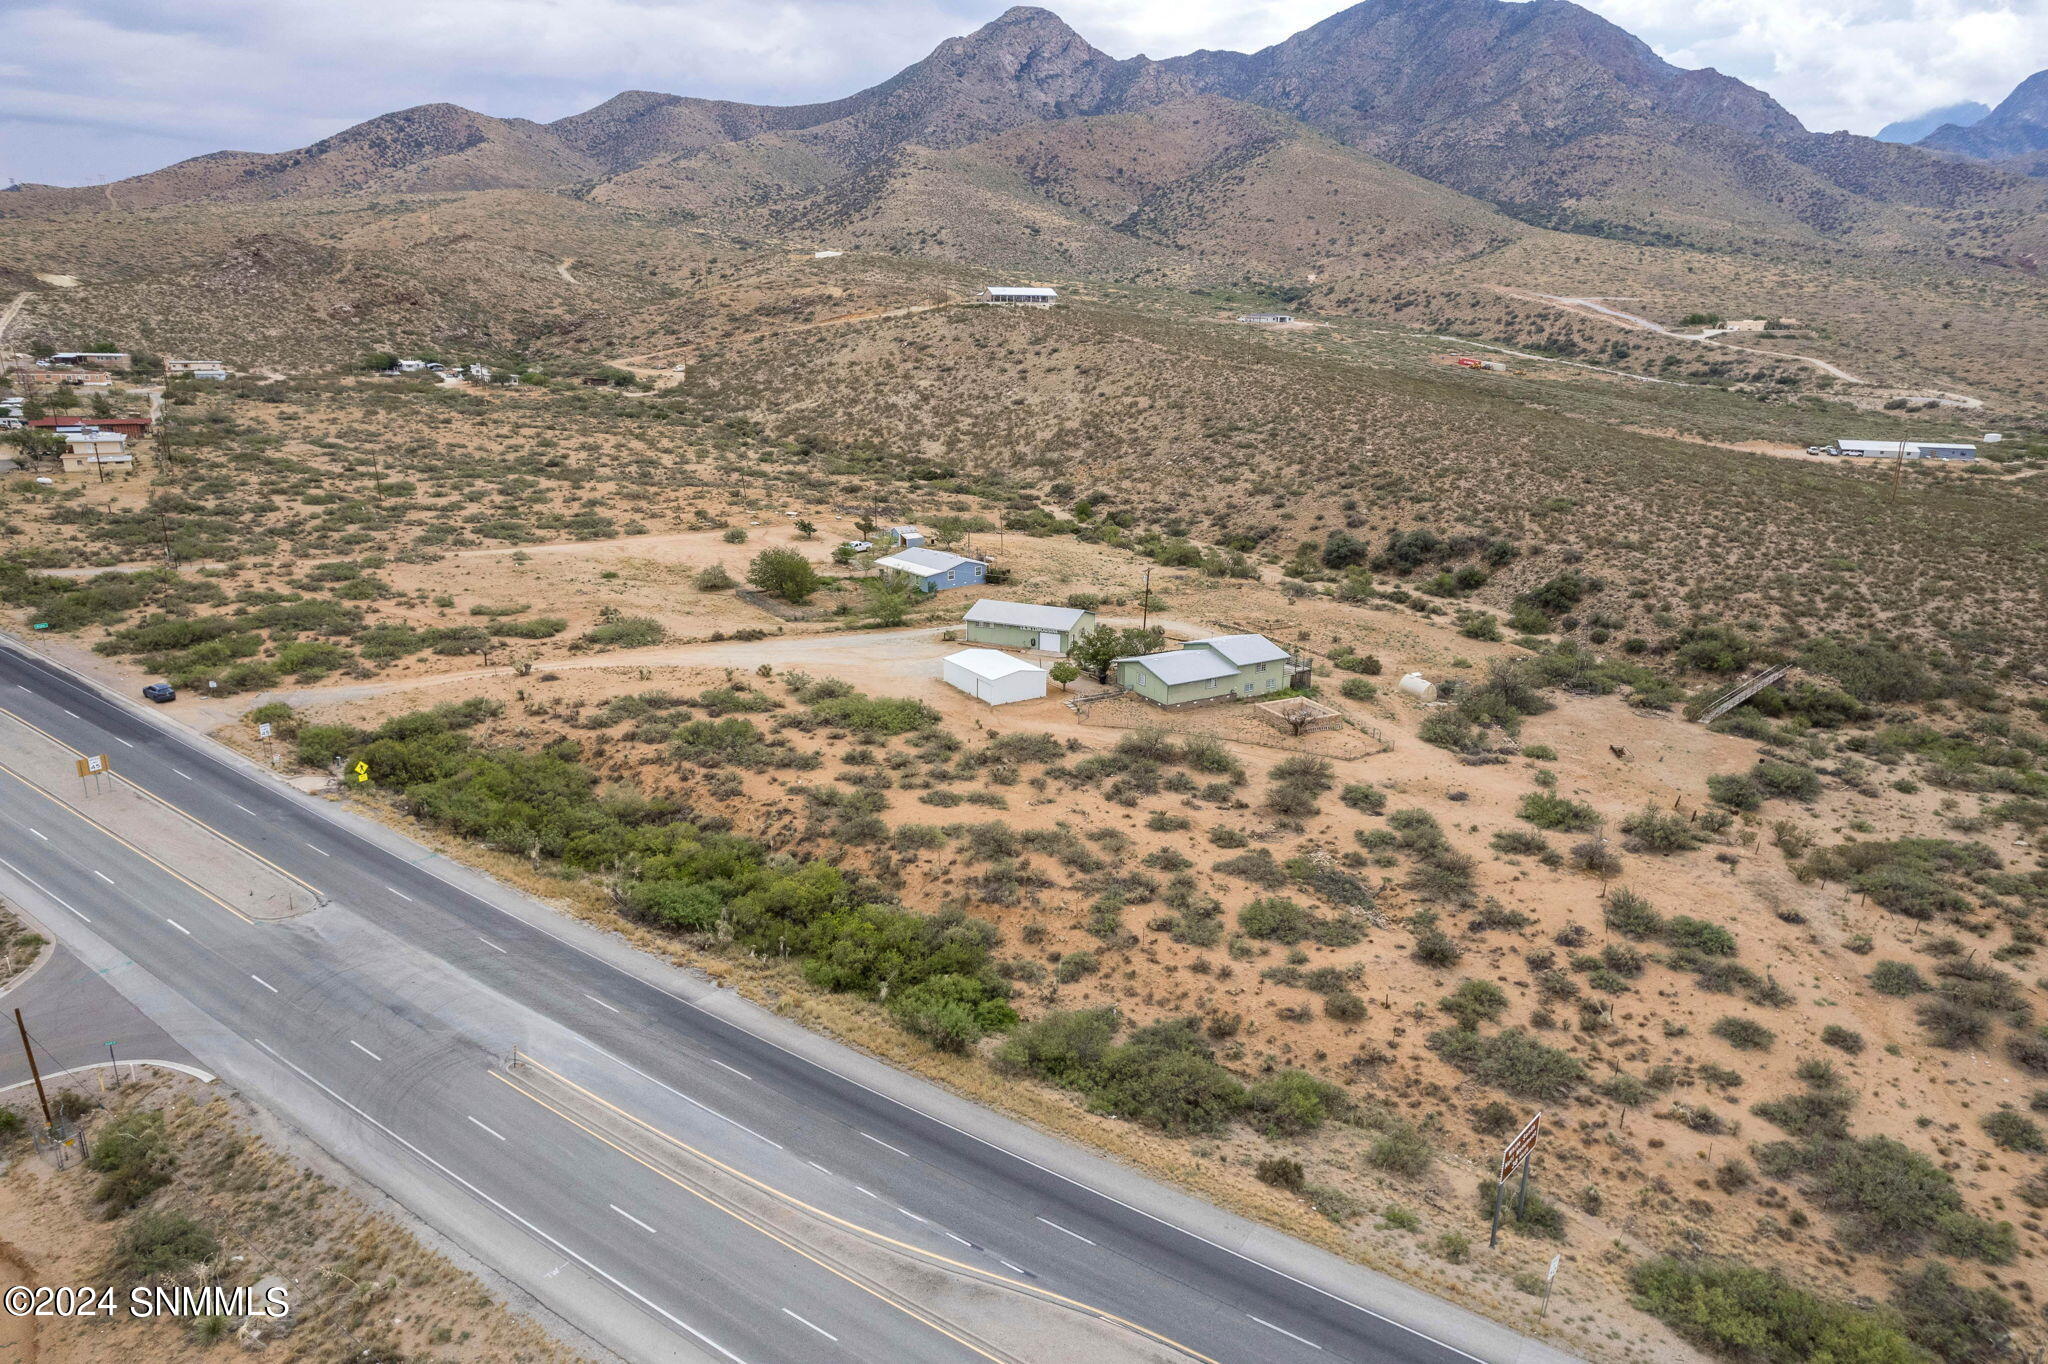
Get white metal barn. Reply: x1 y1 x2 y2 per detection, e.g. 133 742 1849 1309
942 649 1048 706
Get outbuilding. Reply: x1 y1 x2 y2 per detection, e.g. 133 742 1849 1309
962 599 1095 653
942 649 1048 706
887 525 927 548
873 547 987 593
983 286 1058 306
1238 314 1293 324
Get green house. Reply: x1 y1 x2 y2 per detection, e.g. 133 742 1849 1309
1114 634 1295 706
961 599 1095 653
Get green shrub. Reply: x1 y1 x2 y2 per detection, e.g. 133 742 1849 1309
1366 1120 1434 1176
1981 1109 2045 1152
1603 890 1663 939
89 1111 175 1213
111 1211 218 1281
1707 772 1763 811
1630 1256 1921 1364
1244 1070 1349 1137
1239 896 1313 943
1889 1262 2014 1362
1518 791 1598 832
1476 1178 1566 1239
1428 1027 1584 1100
1665 916 1737 956
1711 1016 1775 1050
1339 677 1377 702
580 615 665 648
1619 808 1704 853
1339 783 1386 814
1255 1157 1306 1190
1868 960 1927 996
489 616 568 638
1439 979 1508 1028
1820 1024 1864 1054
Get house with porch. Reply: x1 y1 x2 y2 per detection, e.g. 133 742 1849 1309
873 547 987 594
1113 633 1300 706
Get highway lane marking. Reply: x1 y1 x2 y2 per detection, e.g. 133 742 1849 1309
1249 1316 1323 1351
854 1186 878 1199
171 768 192 780
251 974 278 993
609 1204 659 1235
165 918 191 936
0 854 89 921
583 992 621 1014
478 936 507 953
28 828 45 840
113 737 132 748
467 1115 508 1142
0 706 318 898
895 1208 926 1223
494 1071 1015 1364
92 869 114 884
384 886 414 902
709 1057 751 1081
1 659 1466 1363
860 1132 912 1159
943 1231 971 1247
780 1309 837 1343
1035 1217 1095 1246
676 1093 783 1150
62 708 78 717
349 1040 383 1062
501 1060 1223 1363
999 1259 1026 1275
305 842 330 856
0 754 257 922
244 1041 748 1364
806 1161 832 1176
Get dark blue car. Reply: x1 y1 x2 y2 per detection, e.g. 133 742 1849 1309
142 682 176 703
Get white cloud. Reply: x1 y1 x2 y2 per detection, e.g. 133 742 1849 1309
3 0 2041 185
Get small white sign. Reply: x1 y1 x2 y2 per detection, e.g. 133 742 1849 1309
85 754 105 773
1548 1255 1561 1282
257 722 274 740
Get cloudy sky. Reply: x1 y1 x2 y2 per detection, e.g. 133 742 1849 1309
3 0 2042 186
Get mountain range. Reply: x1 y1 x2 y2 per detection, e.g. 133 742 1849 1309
1918 70 2048 167
1878 102 1989 145
9 3 2044 258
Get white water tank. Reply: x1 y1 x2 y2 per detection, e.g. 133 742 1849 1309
1399 672 1438 702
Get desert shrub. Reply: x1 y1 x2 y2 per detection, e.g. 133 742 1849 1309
1752 760 1821 802
1706 772 1762 811
1619 808 1704 853
110 1211 218 1282
889 975 1018 1052
1239 896 1313 943
1255 1157 1306 1191
1339 677 1377 702
1324 991 1367 1023
580 615 665 648
1889 1262 2014 1364
1711 1016 1774 1050
1603 889 1663 939
1428 1027 1583 1100
1244 1070 1349 1137
1981 1109 2044 1152
1339 783 1386 814
1213 848 1287 888
1630 1257 1920 1364
2010 1032 2048 1075
1366 1120 1434 1177
1418 711 1479 752
1820 1024 1865 1054
89 1110 175 1213
695 564 735 591
1916 996 1991 1049
1476 1178 1566 1239
1409 912 1463 966
1665 916 1737 956
1868 960 1927 996
809 692 938 735
489 616 567 638
1518 791 1599 832
996 1013 1245 1135
1439 979 1508 1028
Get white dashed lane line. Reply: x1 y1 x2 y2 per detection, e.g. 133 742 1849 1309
781 1309 837 1342
860 1131 912 1158
467 1115 508 1142
92 869 114 884
478 936 507 953
165 918 191 936
610 1204 658 1235
584 993 621 1014
1036 1216 1095 1245
28 828 45 840
170 768 192 780
1250 1315 1323 1350
305 842 330 856
349 1040 382 1062
385 886 414 901
251 975 278 993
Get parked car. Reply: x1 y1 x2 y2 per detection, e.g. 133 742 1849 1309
845 540 874 552
142 682 176 703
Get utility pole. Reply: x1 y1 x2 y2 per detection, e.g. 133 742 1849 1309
1141 567 1152 632
14 1008 51 1131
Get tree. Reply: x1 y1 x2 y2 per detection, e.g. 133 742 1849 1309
746 548 824 604
89 392 115 417
359 351 399 372
2 429 65 462
864 578 916 627
43 387 78 414
1070 625 1167 683
1048 661 1081 691
793 519 817 540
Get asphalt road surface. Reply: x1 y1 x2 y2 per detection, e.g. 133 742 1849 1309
0 633 1581 1364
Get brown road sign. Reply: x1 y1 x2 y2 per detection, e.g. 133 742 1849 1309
76 754 110 777
1500 1112 1542 1178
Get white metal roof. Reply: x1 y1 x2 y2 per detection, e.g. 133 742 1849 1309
1188 634 1290 666
986 286 1058 298
1115 650 1240 685
945 649 1046 681
874 547 977 576
963 599 1089 632
63 429 127 445
1838 439 1975 455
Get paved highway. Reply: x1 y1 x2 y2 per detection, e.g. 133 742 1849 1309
0 634 1580 1364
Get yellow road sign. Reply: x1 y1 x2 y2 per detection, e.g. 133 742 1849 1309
352 760 369 783
76 753 110 777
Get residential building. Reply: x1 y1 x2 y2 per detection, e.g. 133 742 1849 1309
60 429 132 474
1183 634 1297 695
165 358 229 376
49 351 130 369
942 649 1048 706
1113 633 1299 706
29 416 151 438
962 600 1095 653
872 547 987 593
18 368 110 388
1114 648 1243 706
1836 439 1977 461
1723 319 1768 331
887 525 926 548
982 286 1058 306
1238 314 1293 324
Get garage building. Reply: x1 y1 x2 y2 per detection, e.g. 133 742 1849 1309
942 649 1048 706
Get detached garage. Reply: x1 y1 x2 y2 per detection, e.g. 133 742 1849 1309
942 649 1048 706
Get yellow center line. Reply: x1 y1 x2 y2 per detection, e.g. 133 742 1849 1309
490 1070 1017 1364
0 755 254 923
504 1056 1221 1364
0 704 321 896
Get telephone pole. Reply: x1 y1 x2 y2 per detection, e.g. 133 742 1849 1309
1141 568 1152 632
14 1008 52 1131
